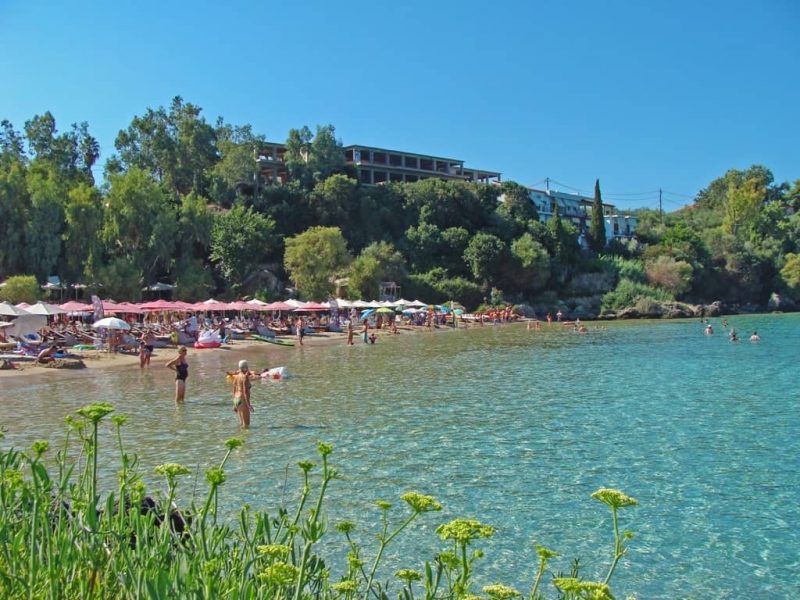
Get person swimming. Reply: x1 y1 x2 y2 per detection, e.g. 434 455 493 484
750 331 760 342
704 324 714 335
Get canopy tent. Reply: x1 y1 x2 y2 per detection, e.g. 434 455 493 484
407 300 428 308
26 301 66 316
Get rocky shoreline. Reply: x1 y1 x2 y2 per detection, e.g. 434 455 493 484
519 292 797 322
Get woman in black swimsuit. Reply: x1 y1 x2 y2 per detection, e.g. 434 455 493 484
165 346 189 403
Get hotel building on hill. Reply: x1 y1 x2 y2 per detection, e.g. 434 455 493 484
342 144 501 185
255 141 500 186
507 188 638 247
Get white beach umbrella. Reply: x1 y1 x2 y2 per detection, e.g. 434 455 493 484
0 301 31 316
246 298 268 306
5 314 47 338
26 301 66 316
92 317 131 330
334 298 353 309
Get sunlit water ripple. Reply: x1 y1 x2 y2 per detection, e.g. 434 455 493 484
1 314 798 598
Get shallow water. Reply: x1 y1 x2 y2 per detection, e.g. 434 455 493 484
1 315 798 598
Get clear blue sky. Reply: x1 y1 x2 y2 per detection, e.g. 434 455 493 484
2 0 798 211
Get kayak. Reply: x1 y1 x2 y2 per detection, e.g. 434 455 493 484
253 334 294 347
73 344 98 351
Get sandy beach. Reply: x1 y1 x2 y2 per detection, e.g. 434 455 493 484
0 324 457 381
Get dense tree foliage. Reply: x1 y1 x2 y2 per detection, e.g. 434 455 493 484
284 226 352 300
0 100 797 313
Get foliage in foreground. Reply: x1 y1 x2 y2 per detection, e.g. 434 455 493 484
0 404 639 599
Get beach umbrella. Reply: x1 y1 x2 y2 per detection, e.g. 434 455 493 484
246 298 268 306
171 301 196 311
4 314 47 338
140 299 177 311
294 302 329 312
26 301 66 316
194 299 229 311
359 309 376 320
59 301 92 312
226 301 253 311
113 302 144 313
0 301 31 316
92 317 131 330
263 301 296 311
376 307 395 314
335 298 354 309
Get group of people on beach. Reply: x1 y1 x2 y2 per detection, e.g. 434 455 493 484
163 346 254 428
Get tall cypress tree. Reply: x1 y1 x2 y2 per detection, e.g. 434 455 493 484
548 202 565 263
588 178 606 253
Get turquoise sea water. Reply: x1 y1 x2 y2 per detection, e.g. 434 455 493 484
1 314 798 598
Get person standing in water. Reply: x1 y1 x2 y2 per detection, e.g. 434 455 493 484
228 359 256 428
140 328 155 368
166 346 189 403
346 321 354 345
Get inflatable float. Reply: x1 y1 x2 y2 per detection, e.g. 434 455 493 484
225 366 287 383
194 340 221 349
194 330 222 349
261 366 287 380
